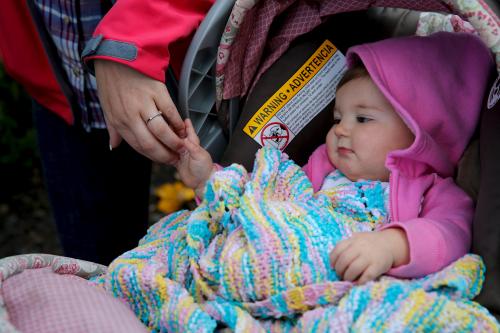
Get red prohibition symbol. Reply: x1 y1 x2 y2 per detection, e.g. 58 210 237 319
260 122 290 150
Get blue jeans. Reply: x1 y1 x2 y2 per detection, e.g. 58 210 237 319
33 102 151 265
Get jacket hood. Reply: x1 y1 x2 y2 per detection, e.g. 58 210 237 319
346 32 494 178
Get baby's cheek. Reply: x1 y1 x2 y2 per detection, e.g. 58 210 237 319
325 147 338 167
325 130 337 155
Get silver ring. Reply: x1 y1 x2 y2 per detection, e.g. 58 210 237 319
145 111 163 126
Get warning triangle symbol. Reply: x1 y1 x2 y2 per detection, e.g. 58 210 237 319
248 126 257 134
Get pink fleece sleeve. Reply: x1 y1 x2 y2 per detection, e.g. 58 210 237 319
382 177 473 278
302 144 335 192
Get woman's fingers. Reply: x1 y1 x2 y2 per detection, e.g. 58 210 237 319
95 60 184 164
154 85 187 139
145 110 186 155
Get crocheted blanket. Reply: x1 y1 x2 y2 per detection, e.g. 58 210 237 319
93 147 499 332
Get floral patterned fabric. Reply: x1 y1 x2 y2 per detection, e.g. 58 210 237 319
0 254 107 333
3 268 148 333
215 0 499 106
422 0 500 71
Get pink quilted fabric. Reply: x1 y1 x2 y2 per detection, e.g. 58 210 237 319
2 268 148 333
222 0 451 100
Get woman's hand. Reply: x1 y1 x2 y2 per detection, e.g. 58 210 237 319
329 228 409 284
95 60 186 164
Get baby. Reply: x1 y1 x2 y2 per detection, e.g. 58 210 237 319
174 31 493 283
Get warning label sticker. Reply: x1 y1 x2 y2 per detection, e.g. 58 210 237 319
243 40 347 150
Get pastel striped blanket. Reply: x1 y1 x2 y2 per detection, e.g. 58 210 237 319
93 147 499 332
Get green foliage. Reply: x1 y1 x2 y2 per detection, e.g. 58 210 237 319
0 64 39 199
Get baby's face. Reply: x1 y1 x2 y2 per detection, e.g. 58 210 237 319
326 76 414 181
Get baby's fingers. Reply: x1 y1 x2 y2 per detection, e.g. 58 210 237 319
183 136 199 154
357 265 381 284
331 242 359 279
343 256 369 282
185 119 201 145
329 240 350 267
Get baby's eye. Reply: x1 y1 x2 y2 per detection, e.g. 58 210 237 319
356 116 371 123
332 112 341 124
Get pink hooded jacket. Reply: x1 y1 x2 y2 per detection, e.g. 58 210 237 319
303 32 494 278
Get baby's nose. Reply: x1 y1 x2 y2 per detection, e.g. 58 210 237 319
333 121 349 137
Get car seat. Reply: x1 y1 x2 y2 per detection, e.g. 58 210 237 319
177 0 500 319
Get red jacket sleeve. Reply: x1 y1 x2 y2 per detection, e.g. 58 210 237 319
83 0 214 82
0 0 72 123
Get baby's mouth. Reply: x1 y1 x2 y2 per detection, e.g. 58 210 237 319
337 147 353 155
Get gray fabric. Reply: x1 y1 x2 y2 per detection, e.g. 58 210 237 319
82 35 137 74
96 39 137 61
456 138 480 202
473 73 500 321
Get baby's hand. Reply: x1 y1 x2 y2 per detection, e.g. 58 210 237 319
175 119 215 195
329 229 409 284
